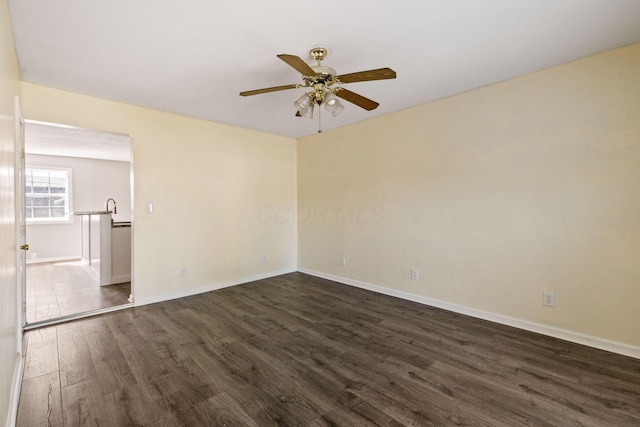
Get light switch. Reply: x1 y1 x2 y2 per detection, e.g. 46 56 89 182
145 202 153 213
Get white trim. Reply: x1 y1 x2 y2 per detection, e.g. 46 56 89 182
7 354 23 427
15 95 26 357
135 267 297 307
128 134 135 318
25 119 132 139
298 268 640 360
26 255 80 265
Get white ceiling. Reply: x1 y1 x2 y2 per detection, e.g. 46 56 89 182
8 1 640 139
25 121 131 162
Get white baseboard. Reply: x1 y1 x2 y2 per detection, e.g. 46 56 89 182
26 255 80 265
298 268 640 360
6 353 23 427
135 267 297 307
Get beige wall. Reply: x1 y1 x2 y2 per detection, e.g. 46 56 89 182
298 43 640 348
0 0 21 423
21 83 297 301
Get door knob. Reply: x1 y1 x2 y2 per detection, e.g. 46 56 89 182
20 244 29 250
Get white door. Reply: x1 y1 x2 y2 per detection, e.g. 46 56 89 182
15 96 27 341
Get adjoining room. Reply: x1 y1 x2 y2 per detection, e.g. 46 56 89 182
23 121 132 325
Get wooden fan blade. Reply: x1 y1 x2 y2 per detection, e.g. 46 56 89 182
334 88 379 111
239 84 299 97
277 54 316 76
336 67 396 84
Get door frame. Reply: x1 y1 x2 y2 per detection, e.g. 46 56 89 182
14 96 25 352
21 119 135 329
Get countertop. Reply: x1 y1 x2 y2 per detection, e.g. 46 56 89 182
74 211 112 215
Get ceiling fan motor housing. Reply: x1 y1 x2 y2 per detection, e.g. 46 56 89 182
307 47 336 84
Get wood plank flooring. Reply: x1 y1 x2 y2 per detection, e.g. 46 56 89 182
26 260 131 323
17 272 640 426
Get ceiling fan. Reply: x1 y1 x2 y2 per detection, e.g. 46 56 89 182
240 47 396 122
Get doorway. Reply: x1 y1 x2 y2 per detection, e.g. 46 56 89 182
22 120 134 327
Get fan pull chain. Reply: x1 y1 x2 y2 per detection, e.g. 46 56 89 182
318 108 322 133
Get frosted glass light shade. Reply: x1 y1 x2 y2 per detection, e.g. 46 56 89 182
294 93 314 119
324 93 344 117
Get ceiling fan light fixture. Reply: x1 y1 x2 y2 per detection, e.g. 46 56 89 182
294 93 314 118
324 93 344 117
300 103 314 119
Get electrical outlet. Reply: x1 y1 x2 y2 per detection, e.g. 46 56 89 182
145 202 154 213
262 255 267 263
179 268 187 278
411 268 419 280
340 256 346 266
543 291 555 307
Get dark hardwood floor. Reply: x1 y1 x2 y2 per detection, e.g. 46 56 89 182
17 272 640 426
26 260 131 323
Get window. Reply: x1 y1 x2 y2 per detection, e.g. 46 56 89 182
25 167 72 223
